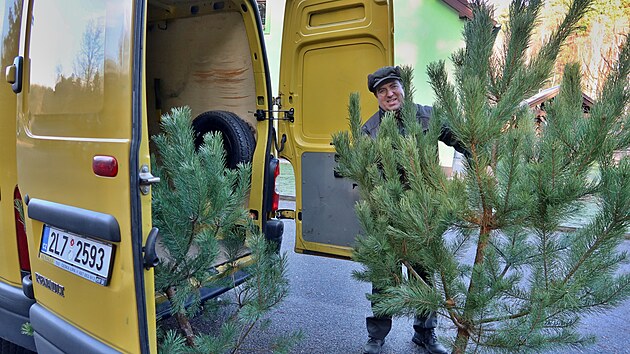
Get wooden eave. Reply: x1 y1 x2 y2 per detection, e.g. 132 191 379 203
523 85 594 110
441 0 474 20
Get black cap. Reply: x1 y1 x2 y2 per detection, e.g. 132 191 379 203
367 66 402 93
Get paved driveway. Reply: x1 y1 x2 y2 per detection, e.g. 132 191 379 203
242 200 630 354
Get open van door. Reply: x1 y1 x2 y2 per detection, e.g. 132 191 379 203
278 0 393 259
14 0 156 352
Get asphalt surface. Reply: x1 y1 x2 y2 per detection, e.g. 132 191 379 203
241 200 630 354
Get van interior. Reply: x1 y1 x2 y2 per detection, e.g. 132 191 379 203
146 1 260 154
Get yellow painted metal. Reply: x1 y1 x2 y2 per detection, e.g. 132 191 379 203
278 0 393 259
139 3 158 352
15 0 153 352
239 0 273 223
8 0 275 351
0 0 23 287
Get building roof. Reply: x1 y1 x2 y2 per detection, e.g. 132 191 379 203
523 85 595 110
441 0 474 20
441 0 500 28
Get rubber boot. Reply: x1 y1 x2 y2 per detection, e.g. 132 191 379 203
412 328 447 354
363 337 384 354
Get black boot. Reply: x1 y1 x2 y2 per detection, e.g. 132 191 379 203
363 337 384 354
412 328 447 354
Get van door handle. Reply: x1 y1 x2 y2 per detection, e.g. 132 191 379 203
5 64 15 83
6 56 23 93
139 165 160 195
143 227 159 270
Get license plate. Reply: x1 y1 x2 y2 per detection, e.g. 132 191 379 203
40 225 114 286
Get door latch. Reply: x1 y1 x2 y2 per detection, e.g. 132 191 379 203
139 165 160 195
275 209 295 220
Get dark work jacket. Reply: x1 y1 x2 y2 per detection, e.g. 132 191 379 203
361 104 468 156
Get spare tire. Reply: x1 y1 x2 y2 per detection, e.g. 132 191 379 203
192 110 256 169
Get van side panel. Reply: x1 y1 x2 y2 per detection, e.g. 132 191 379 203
16 0 154 352
0 0 24 288
0 0 36 350
30 304 119 354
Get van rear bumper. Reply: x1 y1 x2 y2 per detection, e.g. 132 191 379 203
0 281 36 351
30 304 119 354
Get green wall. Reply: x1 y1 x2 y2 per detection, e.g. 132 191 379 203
394 0 464 103
263 0 285 97
393 0 466 165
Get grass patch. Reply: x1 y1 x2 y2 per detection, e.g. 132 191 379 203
277 160 295 197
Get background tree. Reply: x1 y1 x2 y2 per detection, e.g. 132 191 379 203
73 18 104 91
333 0 630 353
493 0 630 96
1 0 21 67
152 107 298 353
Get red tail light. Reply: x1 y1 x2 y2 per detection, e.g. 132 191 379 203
93 155 118 177
272 162 280 212
13 186 30 272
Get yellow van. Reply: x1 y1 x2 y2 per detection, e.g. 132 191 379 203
1 0 36 352
1 0 392 352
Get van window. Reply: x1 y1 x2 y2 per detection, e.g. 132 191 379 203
30 0 106 114
27 0 132 139
2 0 22 75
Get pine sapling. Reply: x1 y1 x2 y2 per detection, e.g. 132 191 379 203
334 0 630 352
151 107 295 352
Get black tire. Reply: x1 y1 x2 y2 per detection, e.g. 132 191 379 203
191 111 256 169
0 338 35 354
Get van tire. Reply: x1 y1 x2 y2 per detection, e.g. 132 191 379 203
192 111 256 169
0 339 34 354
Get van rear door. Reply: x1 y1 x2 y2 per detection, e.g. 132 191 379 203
14 0 156 352
278 0 393 259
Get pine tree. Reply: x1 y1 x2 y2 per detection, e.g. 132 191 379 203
333 0 630 352
151 107 298 353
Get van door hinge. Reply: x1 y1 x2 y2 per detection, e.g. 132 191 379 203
254 108 294 123
275 209 295 220
139 165 160 195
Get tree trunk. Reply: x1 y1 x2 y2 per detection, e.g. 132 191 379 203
453 207 493 354
166 286 196 347
453 327 470 354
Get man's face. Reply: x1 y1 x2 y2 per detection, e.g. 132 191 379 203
375 79 404 112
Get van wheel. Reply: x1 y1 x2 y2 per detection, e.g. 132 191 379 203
0 339 34 354
192 111 256 169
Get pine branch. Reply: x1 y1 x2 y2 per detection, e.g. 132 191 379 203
492 0 543 98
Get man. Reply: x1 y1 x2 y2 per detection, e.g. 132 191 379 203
361 66 465 354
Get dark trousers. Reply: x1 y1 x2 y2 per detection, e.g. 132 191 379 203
366 266 437 340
